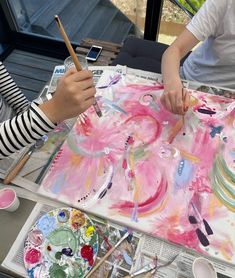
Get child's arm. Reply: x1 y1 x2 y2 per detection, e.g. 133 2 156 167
161 0 225 115
161 29 199 114
0 62 29 114
0 68 95 159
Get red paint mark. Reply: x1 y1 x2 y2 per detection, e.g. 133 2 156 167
81 245 94 266
166 230 199 250
127 136 134 145
111 177 168 214
25 248 41 264
122 159 127 169
128 170 135 178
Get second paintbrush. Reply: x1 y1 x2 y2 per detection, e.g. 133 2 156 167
54 15 102 118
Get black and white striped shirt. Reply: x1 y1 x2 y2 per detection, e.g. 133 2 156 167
0 61 55 159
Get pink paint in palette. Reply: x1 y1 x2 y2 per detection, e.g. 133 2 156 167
38 71 235 264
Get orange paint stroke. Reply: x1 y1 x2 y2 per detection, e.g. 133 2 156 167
167 119 184 144
71 153 82 166
179 149 200 163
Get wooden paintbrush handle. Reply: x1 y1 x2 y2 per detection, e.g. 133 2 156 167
54 15 82 71
3 152 31 184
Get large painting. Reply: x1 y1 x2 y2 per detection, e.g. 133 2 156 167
39 71 235 263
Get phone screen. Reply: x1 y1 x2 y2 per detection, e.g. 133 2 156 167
86 46 102 60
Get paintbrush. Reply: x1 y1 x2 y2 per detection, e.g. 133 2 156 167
191 202 213 235
167 87 187 144
86 231 130 278
3 138 45 184
54 15 102 118
182 86 185 126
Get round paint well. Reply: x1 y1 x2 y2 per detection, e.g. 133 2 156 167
192 257 217 278
0 188 16 209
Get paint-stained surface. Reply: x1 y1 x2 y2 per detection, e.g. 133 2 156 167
39 71 235 263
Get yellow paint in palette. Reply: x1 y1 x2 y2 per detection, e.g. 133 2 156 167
86 226 95 237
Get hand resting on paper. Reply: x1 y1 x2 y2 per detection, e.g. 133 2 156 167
39 68 96 123
160 77 190 115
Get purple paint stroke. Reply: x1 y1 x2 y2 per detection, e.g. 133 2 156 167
197 108 216 115
97 74 122 89
131 202 138 222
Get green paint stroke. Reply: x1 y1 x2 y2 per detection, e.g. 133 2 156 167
211 155 235 211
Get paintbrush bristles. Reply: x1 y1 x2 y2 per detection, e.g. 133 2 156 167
54 15 82 71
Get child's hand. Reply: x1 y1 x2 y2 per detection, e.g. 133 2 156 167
39 68 96 123
160 81 190 115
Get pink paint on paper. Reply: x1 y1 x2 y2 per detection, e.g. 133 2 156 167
39 71 235 264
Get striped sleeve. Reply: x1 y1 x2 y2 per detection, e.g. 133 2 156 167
0 101 56 159
0 61 29 114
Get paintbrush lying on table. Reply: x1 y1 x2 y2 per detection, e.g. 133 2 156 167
54 15 102 118
86 231 130 278
3 137 46 184
124 254 178 278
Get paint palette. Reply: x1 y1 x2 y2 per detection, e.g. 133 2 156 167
23 208 99 277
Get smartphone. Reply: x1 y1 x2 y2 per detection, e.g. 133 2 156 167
86 45 102 61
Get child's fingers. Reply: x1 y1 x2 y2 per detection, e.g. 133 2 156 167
63 67 77 77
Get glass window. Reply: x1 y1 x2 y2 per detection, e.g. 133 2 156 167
6 0 145 44
159 0 191 45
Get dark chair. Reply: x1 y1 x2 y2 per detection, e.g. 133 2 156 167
112 37 189 74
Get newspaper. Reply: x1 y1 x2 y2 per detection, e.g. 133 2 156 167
2 203 235 278
48 64 126 93
136 235 235 278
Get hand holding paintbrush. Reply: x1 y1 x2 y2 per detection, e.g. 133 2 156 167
54 15 102 117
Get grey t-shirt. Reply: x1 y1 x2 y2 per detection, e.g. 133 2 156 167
182 0 235 89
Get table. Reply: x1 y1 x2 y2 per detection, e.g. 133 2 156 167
1 44 235 278
76 38 122 66
0 197 35 277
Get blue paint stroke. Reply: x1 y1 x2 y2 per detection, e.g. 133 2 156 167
209 125 224 138
51 176 65 194
175 159 194 190
96 96 128 115
229 150 235 158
